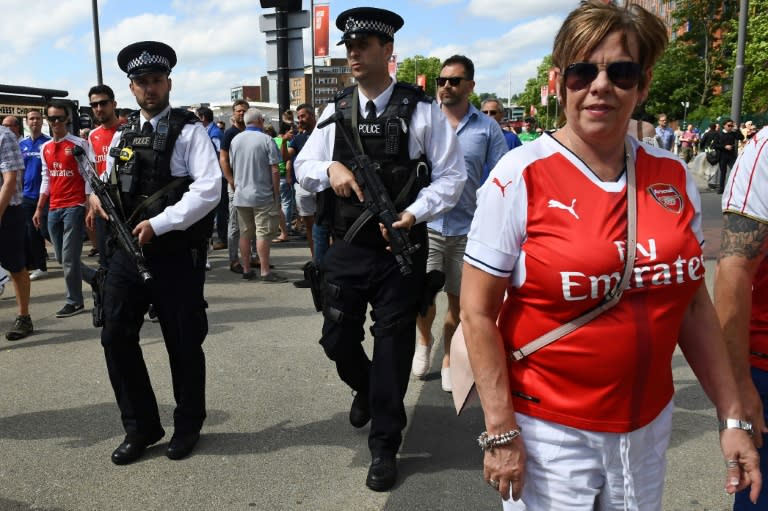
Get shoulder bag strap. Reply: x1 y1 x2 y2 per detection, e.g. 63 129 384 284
510 139 637 361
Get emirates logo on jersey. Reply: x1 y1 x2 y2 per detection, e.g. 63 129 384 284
648 183 683 214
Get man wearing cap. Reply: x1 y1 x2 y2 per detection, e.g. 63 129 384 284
89 41 221 465
295 7 465 492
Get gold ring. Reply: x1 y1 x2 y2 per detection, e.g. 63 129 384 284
488 479 500 490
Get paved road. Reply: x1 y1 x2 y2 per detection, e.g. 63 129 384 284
0 188 740 510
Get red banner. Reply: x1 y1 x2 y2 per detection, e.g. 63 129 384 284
548 68 556 96
314 4 330 57
416 74 426 90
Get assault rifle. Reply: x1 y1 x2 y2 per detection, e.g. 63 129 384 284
71 145 152 283
318 111 421 275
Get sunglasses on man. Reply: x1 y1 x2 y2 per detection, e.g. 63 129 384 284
563 61 642 91
89 99 113 108
47 116 68 123
435 76 467 87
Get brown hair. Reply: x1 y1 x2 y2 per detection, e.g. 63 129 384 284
553 0 667 109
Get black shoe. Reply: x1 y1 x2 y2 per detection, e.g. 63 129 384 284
166 432 200 460
6 315 33 341
111 430 164 465
56 303 84 318
366 453 397 492
349 391 370 428
293 279 311 288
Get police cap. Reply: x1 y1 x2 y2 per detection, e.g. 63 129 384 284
336 7 404 46
117 41 177 79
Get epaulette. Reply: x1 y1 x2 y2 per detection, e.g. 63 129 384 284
171 108 199 126
394 81 434 103
332 86 356 103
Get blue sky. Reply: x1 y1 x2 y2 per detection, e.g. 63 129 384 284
1 0 578 109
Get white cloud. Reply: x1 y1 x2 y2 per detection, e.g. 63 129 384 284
467 0 577 20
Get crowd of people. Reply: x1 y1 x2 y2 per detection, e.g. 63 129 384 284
1 1 766 508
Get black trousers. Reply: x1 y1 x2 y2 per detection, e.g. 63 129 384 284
101 240 208 437
214 178 229 243
319 231 426 456
718 151 737 191
22 197 47 271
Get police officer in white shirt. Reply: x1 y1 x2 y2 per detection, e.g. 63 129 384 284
295 7 466 492
89 40 221 466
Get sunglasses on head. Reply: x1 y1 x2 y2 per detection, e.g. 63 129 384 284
563 61 642 91
436 76 466 87
482 110 498 115
47 115 67 123
89 99 112 108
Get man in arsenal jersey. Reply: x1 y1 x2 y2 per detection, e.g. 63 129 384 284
33 101 93 318
86 84 120 269
716 125 768 511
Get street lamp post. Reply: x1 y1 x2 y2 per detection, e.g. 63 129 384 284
681 101 689 127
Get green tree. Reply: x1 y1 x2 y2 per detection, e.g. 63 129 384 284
395 56 442 97
739 0 768 113
514 56 559 128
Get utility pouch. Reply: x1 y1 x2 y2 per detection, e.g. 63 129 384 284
304 261 324 312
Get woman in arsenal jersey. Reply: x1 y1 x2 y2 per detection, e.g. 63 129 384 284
460 1 761 509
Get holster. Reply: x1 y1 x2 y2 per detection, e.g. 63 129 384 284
91 266 107 328
304 261 324 312
419 269 445 317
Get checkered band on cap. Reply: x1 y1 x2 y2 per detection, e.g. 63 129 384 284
344 16 396 39
126 50 171 74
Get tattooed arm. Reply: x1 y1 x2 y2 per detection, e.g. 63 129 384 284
714 212 768 447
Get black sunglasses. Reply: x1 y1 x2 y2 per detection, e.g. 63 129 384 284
563 61 642 91
89 99 112 108
436 76 466 87
481 110 498 115
47 115 67 123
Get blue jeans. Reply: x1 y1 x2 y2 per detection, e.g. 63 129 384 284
734 367 768 510
312 223 330 265
48 205 91 306
280 178 295 230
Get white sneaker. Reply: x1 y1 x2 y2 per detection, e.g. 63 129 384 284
411 336 433 378
441 367 452 393
29 269 48 281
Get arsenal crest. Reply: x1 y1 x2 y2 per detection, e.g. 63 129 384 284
647 183 683 214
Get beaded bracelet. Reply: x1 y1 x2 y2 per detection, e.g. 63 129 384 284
477 427 522 451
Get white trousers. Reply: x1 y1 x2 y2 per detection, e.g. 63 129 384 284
502 400 673 511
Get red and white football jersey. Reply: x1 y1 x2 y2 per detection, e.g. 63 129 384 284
723 126 768 371
88 124 118 176
465 134 704 433
40 134 88 210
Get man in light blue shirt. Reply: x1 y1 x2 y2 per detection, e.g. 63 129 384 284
655 113 674 151
412 55 508 391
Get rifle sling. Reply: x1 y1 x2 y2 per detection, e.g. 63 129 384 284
126 177 190 227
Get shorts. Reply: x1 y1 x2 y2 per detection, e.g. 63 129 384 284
0 205 26 272
425 229 466 296
294 183 316 217
236 202 280 241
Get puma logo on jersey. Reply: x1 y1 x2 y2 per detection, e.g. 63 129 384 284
548 198 580 219
492 177 513 197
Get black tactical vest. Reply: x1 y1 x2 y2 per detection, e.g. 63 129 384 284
110 109 214 252
322 82 431 246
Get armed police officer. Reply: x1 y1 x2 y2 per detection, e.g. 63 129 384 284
295 7 465 492
89 41 221 465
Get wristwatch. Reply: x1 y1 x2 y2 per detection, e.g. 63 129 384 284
718 418 754 435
